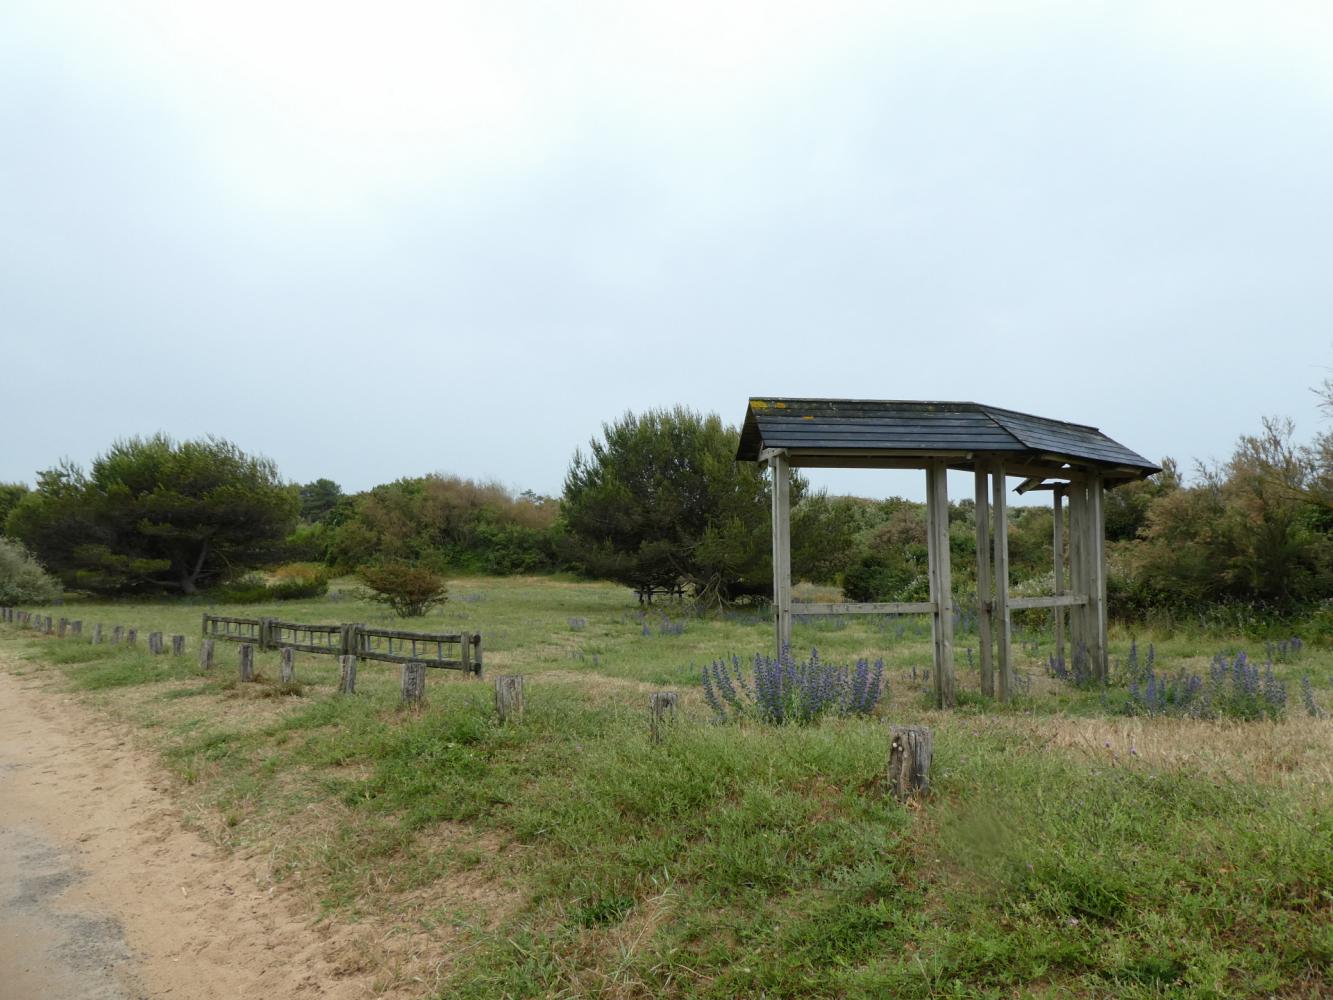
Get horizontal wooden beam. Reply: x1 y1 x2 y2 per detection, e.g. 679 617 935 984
1007 594 1088 610
791 601 936 616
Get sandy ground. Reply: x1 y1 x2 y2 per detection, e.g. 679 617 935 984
0 657 413 1000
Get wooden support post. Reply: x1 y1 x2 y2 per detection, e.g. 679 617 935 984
199 639 215 671
471 634 483 676
1068 479 1087 670
888 725 934 801
171 635 185 656
112 626 124 644
92 624 103 644
338 655 357 694
1052 486 1066 670
280 647 296 684
71 620 82 636
925 462 955 707
148 631 163 654
238 643 255 683
768 450 793 658
494 675 525 723
973 466 994 698
57 617 67 638
992 464 1012 702
649 691 678 743
125 628 137 647
44 615 53 634
460 632 472 674
1086 473 1108 683
400 661 426 706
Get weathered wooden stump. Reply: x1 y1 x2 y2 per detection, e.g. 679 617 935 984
125 627 137 646
649 691 679 744
199 638 215 671
171 634 185 656
44 616 54 634
400 661 426 707
238 643 255 683
71 620 82 636
888 725 934 802
112 625 124 644
279 647 296 685
494 675 524 723
148 631 164 654
92 624 103 644
338 655 357 694
57 618 68 638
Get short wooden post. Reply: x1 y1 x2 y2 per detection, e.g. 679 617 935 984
494 675 524 723
471 634 483 676
148 631 163 654
280 647 296 684
400 661 426 706
888 725 934 801
92 624 103 644
57 617 68 638
199 638 215 670
649 691 678 743
112 625 124 644
238 643 255 682
459 633 472 674
171 634 185 656
974 467 994 698
125 627 137 647
71 620 82 636
338 655 357 694
44 615 54 634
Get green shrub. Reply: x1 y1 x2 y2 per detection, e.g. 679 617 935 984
0 537 61 604
212 568 328 603
359 562 448 617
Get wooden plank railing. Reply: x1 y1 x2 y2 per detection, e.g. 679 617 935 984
200 614 482 675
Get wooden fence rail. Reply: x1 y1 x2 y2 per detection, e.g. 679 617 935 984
200 614 482 675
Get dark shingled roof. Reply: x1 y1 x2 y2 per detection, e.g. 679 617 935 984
736 399 1160 480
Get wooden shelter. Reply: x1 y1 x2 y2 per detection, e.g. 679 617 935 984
736 399 1160 708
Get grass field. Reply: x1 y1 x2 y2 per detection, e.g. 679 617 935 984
3 577 1331 998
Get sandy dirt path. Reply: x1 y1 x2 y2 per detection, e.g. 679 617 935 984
0 654 412 1000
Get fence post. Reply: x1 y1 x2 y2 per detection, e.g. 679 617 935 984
888 725 934 802
92 624 103 644
126 628 137 647
45 616 54 634
201 612 209 639
460 633 471 674
494 675 524 723
649 691 678 744
58 618 68 638
472 634 483 677
112 626 124 644
148 632 163 654
71 620 82 637
338 655 357 694
280 647 296 685
238 643 255 683
400 661 426 707
199 639 215 671
171 635 185 656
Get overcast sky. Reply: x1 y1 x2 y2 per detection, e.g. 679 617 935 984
2 1 1330 504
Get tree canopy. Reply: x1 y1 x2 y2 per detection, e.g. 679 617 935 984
5 435 298 595
561 407 800 601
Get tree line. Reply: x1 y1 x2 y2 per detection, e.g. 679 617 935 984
2 388 1330 619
